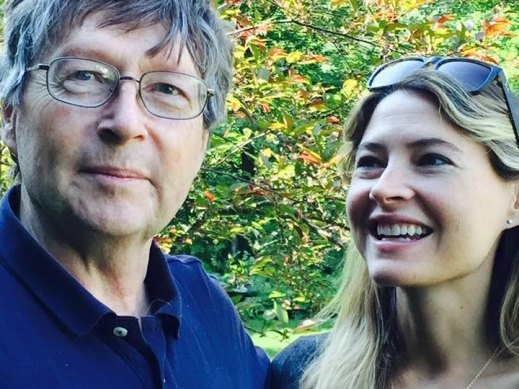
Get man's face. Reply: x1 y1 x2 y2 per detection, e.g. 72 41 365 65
4 13 209 240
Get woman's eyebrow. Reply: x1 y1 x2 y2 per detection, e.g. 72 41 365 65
358 138 462 153
407 137 462 152
357 141 384 152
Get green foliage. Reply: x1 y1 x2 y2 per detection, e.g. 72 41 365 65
165 0 519 334
0 0 517 335
0 144 13 197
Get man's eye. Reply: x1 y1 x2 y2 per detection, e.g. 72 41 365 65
69 70 98 82
418 153 452 167
153 83 181 95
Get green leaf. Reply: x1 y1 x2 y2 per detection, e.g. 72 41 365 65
273 301 289 324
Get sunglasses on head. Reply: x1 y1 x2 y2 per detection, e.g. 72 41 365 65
367 56 519 146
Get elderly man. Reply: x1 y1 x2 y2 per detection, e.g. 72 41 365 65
0 0 269 388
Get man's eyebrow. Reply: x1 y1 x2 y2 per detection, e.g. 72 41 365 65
57 44 161 61
55 46 113 60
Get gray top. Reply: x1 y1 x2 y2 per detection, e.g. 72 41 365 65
269 333 327 389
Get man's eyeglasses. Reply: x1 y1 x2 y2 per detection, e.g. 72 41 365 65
367 56 519 145
26 57 214 120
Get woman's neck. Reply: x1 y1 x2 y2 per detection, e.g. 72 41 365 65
393 258 498 386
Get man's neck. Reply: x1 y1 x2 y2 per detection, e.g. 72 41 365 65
18 187 153 317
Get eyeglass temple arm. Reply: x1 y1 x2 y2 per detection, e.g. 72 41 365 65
26 64 49 72
500 74 519 147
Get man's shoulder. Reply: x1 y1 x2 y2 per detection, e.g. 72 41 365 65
163 253 213 283
165 253 202 265
163 253 228 305
165 253 203 268
270 332 328 389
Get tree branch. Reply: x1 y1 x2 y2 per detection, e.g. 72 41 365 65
228 14 402 54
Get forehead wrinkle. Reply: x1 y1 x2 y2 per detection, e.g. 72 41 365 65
42 13 183 64
94 11 189 72
46 23 193 75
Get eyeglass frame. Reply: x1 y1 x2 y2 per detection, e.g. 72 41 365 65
25 56 215 120
367 56 519 147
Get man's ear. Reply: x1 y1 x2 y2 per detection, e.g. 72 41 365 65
1 104 18 156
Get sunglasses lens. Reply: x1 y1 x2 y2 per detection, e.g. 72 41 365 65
369 59 424 89
438 61 492 93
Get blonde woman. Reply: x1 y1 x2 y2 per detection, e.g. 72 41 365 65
270 57 519 388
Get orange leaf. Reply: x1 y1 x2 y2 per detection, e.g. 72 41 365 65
269 47 286 60
311 54 328 63
227 96 242 112
235 15 252 27
298 90 310 99
326 116 341 124
290 74 309 84
298 152 320 165
154 236 172 245
248 185 267 196
483 17 511 37
436 14 454 25
203 190 215 203
258 102 270 113
154 236 173 253
479 55 499 65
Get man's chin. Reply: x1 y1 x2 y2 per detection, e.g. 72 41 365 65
71 205 160 240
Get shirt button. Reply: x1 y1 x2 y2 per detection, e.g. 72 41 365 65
113 327 128 337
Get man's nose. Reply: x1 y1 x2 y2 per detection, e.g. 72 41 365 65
368 163 415 207
96 78 149 144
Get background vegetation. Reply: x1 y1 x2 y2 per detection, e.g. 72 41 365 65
1 0 518 354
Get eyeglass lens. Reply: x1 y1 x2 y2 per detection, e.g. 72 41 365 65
370 59 495 94
437 61 492 93
367 57 519 146
48 58 116 106
369 59 424 89
46 58 207 119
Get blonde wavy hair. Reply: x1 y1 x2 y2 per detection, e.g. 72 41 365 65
301 69 519 389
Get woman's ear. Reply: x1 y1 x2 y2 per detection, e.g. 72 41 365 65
506 182 519 229
1 104 18 158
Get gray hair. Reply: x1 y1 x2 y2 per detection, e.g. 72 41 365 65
0 0 234 131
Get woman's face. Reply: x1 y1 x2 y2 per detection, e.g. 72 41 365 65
346 90 518 287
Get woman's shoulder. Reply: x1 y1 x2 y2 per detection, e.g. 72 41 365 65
269 333 328 389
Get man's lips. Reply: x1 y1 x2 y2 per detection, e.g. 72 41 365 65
81 166 147 180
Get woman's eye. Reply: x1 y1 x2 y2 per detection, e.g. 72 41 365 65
418 153 451 166
355 155 384 169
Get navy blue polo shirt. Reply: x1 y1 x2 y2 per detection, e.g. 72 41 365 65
0 186 269 388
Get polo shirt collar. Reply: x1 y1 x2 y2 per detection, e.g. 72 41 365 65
0 186 181 338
